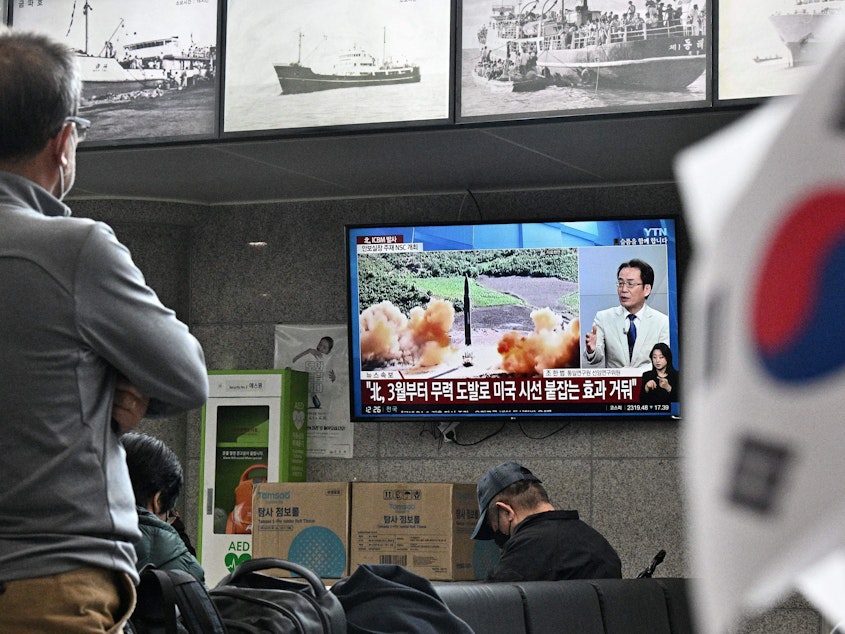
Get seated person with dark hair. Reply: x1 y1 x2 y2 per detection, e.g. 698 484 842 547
472 461 622 582
122 432 205 582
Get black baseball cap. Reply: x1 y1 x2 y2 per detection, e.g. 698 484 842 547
471 461 541 540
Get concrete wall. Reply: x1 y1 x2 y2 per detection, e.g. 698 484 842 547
74 185 824 634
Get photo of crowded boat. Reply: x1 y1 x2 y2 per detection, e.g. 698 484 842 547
472 0 706 93
274 28 420 94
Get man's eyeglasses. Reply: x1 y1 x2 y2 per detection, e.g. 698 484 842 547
616 280 644 289
64 115 91 141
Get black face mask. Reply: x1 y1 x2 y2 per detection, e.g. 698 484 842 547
492 529 510 548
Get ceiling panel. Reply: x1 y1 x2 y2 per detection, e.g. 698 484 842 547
71 110 747 206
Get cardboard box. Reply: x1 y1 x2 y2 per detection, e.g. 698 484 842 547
252 481 351 580
350 482 480 581
198 369 309 585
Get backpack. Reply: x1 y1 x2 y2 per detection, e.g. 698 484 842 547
210 557 346 633
127 567 227 634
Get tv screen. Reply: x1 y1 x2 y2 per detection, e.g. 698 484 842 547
345 217 681 422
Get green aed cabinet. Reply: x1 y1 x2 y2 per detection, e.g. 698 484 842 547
198 369 308 585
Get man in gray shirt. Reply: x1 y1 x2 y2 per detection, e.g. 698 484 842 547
0 28 208 633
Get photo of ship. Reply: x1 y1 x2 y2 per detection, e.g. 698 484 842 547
460 0 709 120
76 33 215 102
718 0 835 102
10 0 218 143
473 0 705 92
274 29 420 94
769 0 843 66
223 0 451 134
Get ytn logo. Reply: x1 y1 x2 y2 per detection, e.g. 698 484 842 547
644 227 667 238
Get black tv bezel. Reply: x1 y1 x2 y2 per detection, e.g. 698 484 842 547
344 214 686 424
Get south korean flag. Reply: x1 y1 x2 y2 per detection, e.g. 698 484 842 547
676 14 845 634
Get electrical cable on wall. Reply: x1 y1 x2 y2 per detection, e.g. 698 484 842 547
516 421 572 440
450 421 507 447
421 419 574 448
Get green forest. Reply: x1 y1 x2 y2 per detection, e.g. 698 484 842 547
356 248 578 316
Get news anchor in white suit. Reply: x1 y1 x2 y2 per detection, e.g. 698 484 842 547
583 259 670 370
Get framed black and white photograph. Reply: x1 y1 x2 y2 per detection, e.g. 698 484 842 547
717 0 836 103
457 0 710 122
222 0 453 135
10 0 219 145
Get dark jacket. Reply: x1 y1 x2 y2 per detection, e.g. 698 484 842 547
639 368 680 404
135 507 205 583
331 564 474 634
487 510 622 582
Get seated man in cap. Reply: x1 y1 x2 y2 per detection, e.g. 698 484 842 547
472 461 622 582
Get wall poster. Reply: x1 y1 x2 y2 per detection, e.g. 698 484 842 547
10 0 219 145
222 0 452 134
458 0 709 122
275 323 353 459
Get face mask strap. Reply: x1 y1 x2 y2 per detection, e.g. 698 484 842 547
497 504 508 535
491 503 515 547
57 162 66 201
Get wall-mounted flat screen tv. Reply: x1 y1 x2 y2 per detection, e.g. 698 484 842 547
346 217 681 422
